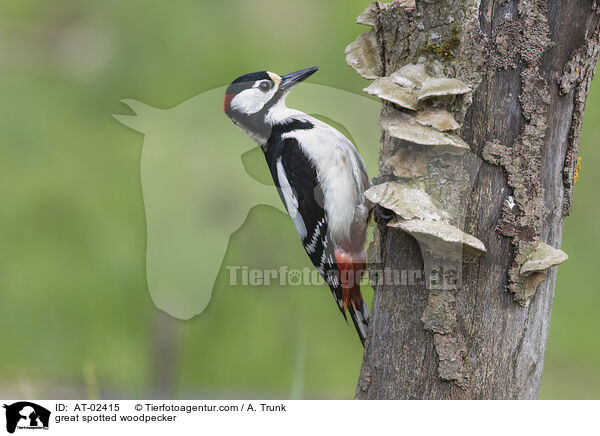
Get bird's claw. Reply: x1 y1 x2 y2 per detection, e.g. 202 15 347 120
374 204 394 222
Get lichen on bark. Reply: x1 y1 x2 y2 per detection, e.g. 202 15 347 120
480 0 594 304
559 6 600 215
488 0 551 304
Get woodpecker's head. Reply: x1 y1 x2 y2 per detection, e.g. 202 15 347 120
224 66 318 143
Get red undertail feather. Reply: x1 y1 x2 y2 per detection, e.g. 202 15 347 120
334 250 369 346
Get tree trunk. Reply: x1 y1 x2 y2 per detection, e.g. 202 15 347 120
346 0 600 399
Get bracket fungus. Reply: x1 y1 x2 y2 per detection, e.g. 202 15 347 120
380 111 470 151
414 108 460 131
388 219 486 261
389 64 471 101
364 182 446 221
520 242 568 275
507 242 568 305
357 61 471 112
417 78 471 101
361 56 482 263
384 148 426 178
355 2 377 27
364 77 418 110
345 30 382 80
365 181 486 262
390 64 429 88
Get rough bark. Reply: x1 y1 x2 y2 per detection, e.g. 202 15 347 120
347 0 600 399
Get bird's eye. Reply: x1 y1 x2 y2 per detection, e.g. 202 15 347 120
258 81 272 92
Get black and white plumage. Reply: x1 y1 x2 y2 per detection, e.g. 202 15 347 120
224 67 371 346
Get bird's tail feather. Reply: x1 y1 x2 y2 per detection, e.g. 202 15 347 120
348 297 369 346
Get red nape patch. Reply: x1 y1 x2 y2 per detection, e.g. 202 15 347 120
224 93 235 112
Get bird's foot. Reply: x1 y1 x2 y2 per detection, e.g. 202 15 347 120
374 204 394 222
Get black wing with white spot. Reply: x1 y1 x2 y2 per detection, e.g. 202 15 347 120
265 135 346 317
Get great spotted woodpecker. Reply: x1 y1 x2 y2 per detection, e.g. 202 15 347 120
224 67 371 346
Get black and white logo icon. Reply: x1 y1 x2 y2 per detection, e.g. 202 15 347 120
2 402 50 434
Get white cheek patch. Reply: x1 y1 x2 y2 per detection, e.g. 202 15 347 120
230 88 268 114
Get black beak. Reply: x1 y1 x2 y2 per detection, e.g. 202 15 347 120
280 66 318 90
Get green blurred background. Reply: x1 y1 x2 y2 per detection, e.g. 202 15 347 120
0 0 598 399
